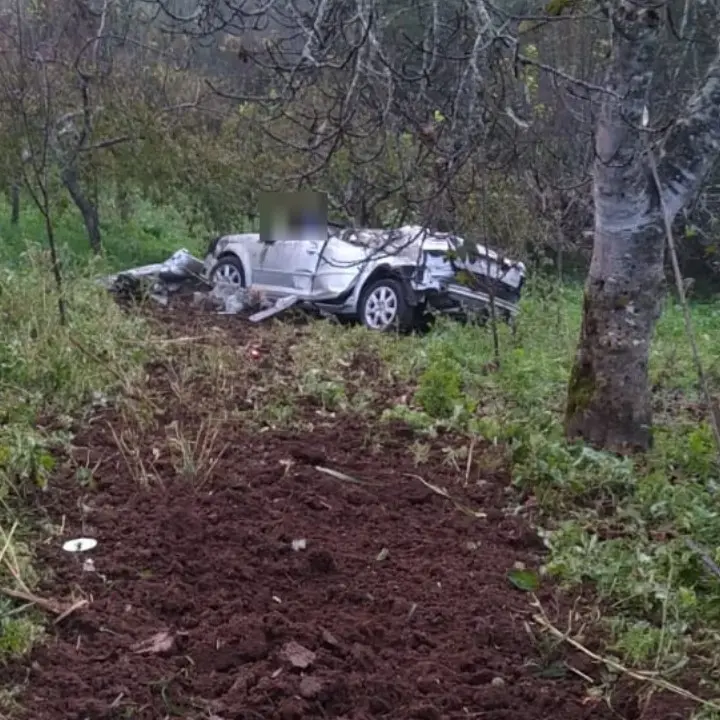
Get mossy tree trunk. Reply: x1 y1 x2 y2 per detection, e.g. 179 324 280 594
565 1 720 453
565 225 665 452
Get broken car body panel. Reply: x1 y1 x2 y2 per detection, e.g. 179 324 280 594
205 225 526 323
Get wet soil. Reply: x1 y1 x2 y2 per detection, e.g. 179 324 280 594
7 304 694 719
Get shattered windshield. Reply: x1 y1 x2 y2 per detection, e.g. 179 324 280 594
337 228 389 248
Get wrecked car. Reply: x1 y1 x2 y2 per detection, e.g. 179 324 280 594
204 224 526 331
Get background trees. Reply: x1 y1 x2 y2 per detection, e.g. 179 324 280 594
1 0 720 451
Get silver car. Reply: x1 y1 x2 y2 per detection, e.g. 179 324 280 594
204 224 526 331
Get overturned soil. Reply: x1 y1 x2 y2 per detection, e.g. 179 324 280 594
7 308 692 719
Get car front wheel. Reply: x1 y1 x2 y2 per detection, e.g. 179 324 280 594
210 256 245 287
359 277 415 332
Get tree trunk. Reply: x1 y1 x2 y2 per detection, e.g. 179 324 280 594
566 2 720 453
10 182 20 225
566 222 665 452
565 3 665 453
117 184 131 223
61 164 101 254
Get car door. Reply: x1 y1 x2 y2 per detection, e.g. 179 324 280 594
253 234 322 299
311 234 368 298
243 234 271 287
251 240 286 293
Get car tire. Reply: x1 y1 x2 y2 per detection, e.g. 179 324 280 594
210 256 245 287
359 277 416 332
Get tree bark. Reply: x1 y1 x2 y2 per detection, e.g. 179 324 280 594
9 182 20 224
566 2 720 453
61 164 101 254
565 3 665 453
117 184 131 222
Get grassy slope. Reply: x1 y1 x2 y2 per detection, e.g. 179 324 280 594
0 197 162 687
0 193 206 271
2 198 720 716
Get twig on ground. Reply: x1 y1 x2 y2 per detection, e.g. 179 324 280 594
109 422 161 488
53 598 90 624
315 466 374 486
0 521 34 596
464 437 475 487
0 520 19 569
141 335 217 346
532 599 720 711
0 586 88 622
406 473 487 518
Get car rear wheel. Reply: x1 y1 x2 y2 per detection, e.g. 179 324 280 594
210 256 245 287
359 277 415 332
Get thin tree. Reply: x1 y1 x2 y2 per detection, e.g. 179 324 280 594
0 0 67 322
565 1 720 452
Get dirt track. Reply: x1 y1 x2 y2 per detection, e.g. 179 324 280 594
7 306 690 719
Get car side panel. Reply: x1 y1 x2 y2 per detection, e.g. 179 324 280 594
310 236 367 299
254 238 323 296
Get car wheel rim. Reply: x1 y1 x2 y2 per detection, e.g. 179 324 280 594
364 285 398 329
215 263 242 286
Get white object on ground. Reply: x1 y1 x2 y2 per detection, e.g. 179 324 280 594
62 538 98 553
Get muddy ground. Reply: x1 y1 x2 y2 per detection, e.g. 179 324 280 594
7 304 692 719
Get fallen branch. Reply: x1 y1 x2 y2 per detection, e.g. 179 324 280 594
532 600 720 711
0 586 88 623
406 473 487 519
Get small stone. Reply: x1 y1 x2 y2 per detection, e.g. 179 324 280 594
299 675 323 699
320 628 339 647
491 676 505 687
278 697 306 720
280 641 316 669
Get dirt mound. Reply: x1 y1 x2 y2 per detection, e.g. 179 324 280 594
7 408 628 720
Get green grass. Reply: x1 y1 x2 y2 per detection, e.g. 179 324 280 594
0 191 207 271
0 233 152 664
2 197 720 714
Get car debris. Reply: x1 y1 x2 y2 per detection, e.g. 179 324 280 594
191 285 270 315
246 294 300 322
99 225 526 330
99 249 209 305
